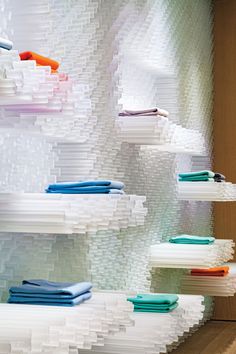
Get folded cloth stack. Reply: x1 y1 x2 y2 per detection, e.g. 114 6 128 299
119 107 169 117
191 266 229 277
19 51 59 72
179 170 225 182
8 280 92 306
0 37 13 50
127 294 179 313
46 180 125 194
169 235 215 245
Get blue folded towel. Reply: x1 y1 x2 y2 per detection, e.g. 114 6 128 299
9 279 92 297
0 37 13 50
8 291 92 306
46 180 125 194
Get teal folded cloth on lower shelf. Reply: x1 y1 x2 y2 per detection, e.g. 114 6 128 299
8 279 93 307
127 294 179 313
178 170 225 183
46 180 125 194
169 235 215 245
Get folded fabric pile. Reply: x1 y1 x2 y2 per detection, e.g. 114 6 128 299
191 266 229 277
169 235 215 245
119 107 169 117
127 294 179 313
8 279 92 306
179 170 225 182
19 51 59 73
46 180 125 194
0 37 13 50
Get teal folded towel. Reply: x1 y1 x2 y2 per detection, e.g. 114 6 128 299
127 294 179 313
179 170 215 182
169 235 215 244
46 180 125 194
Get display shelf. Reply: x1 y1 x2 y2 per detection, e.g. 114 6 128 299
0 292 133 354
77 295 205 354
117 116 206 155
180 263 236 297
177 182 236 201
149 240 235 269
0 193 147 234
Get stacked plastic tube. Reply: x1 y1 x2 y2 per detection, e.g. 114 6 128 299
78 295 205 354
0 193 147 234
180 263 236 296
117 115 206 155
177 182 236 201
0 48 92 142
0 292 133 354
149 240 235 269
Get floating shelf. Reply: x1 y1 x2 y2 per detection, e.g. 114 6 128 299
177 182 236 201
0 193 147 234
0 292 133 354
78 294 205 354
117 116 206 155
149 240 235 269
180 263 236 297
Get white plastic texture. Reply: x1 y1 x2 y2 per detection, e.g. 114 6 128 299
149 240 235 269
0 193 147 234
0 292 133 354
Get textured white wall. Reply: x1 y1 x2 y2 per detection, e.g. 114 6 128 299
0 0 213 321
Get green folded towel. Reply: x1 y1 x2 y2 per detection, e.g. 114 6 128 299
134 303 178 313
178 170 215 179
169 235 215 245
179 176 214 182
127 294 179 313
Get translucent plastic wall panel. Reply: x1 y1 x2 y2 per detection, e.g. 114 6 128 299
0 0 213 325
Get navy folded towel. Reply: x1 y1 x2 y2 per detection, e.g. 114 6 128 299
8 280 93 307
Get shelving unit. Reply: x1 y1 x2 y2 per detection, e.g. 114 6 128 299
177 182 236 201
117 116 206 155
180 263 236 296
0 193 147 234
77 295 205 354
149 240 235 269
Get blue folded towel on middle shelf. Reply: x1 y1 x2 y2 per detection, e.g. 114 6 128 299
45 180 125 194
8 279 93 307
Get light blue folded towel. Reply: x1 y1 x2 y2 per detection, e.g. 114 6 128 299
46 180 125 194
9 280 92 297
8 291 92 306
0 37 13 50
169 235 215 245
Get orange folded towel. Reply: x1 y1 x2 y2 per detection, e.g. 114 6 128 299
191 266 229 277
19 51 59 70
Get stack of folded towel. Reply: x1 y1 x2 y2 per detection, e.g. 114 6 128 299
46 180 125 194
19 51 59 73
178 170 225 182
8 280 92 306
119 107 169 117
127 294 179 313
169 235 215 245
0 37 13 50
191 266 229 277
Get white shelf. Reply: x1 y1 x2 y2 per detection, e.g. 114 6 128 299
78 294 205 354
180 263 236 297
0 292 133 354
177 182 236 201
117 116 206 155
149 240 235 269
0 193 147 234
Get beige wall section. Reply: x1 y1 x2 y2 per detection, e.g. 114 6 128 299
213 0 236 320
